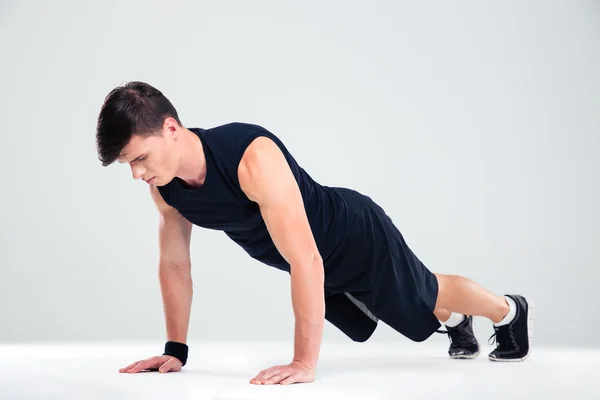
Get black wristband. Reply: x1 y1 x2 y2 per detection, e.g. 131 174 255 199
163 341 188 366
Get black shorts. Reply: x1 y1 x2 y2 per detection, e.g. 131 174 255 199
324 189 441 343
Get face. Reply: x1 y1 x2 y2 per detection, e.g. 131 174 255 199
117 124 180 186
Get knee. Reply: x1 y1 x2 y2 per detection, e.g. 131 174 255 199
433 307 451 322
349 328 376 343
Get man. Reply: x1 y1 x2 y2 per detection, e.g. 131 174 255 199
96 81 533 385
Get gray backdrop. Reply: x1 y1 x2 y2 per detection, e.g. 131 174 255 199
1 0 598 348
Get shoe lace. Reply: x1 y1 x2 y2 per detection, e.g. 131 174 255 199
488 325 518 350
437 324 476 349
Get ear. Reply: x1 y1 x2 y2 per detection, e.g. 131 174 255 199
162 118 178 140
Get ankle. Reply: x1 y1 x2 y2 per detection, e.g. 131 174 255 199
492 297 511 324
443 312 465 328
493 296 516 326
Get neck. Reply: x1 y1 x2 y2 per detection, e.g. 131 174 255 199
176 128 207 186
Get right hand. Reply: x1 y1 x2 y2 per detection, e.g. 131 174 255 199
119 355 183 374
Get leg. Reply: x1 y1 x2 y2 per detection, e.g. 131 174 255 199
433 307 451 322
324 292 378 343
433 273 509 323
434 272 534 362
434 304 480 360
432 273 506 360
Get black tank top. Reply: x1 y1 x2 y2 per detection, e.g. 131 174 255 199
157 122 353 278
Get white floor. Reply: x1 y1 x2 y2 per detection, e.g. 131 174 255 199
1 341 598 399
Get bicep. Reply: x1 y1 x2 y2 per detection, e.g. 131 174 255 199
150 185 193 267
259 194 319 267
158 210 192 267
238 137 320 267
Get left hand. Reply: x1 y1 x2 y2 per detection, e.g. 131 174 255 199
249 361 315 385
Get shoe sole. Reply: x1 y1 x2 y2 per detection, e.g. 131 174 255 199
488 297 534 362
450 350 480 360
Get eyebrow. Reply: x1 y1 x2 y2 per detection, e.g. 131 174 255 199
118 153 145 163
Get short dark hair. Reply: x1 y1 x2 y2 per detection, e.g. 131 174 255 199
95 81 182 166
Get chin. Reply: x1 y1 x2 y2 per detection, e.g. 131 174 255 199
154 176 169 186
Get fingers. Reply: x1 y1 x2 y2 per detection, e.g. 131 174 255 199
119 355 182 374
252 367 279 384
158 358 175 373
250 367 293 385
280 375 297 385
260 368 285 383
250 369 268 384
125 357 161 374
250 363 315 385
119 359 144 373
264 372 292 385
128 359 155 373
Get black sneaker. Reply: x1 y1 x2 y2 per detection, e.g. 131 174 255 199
436 315 480 359
488 294 534 362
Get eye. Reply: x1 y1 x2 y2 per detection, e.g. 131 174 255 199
138 156 148 161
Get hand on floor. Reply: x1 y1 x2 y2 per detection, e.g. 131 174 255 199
119 355 182 374
250 361 315 385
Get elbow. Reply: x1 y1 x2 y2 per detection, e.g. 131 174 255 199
159 260 192 280
159 258 191 270
306 250 324 275
291 251 324 279
312 251 323 268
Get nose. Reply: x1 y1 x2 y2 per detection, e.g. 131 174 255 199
130 164 145 180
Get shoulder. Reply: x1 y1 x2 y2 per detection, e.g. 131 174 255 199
208 121 265 136
209 122 281 145
240 134 280 167
209 121 284 169
238 136 289 201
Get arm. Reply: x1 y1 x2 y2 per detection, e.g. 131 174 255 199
149 185 194 344
120 186 194 374
238 137 325 371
